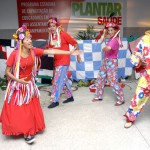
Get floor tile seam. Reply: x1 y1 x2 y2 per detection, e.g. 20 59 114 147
135 126 150 148
121 106 150 149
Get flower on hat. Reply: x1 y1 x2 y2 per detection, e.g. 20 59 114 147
13 24 31 41
49 19 57 24
26 30 30 36
19 33 25 40
18 28 24 32
22 24 27 30
13 33 18 41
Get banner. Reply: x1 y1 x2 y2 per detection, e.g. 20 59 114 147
17 0 126 39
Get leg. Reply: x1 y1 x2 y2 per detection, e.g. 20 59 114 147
93 60 106 101
106 59 124 105
62 69 74 103
48 66 68 108
124 86 149 128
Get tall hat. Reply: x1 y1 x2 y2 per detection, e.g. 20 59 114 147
47 17 62 48
95 22 122 46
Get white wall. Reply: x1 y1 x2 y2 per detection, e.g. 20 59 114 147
0 0 18 29
127 0 150 27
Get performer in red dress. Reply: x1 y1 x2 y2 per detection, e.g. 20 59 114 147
0 25 80 144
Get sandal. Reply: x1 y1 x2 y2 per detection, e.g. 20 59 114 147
124 122 133 128
115 101 125 106
92 98 103 102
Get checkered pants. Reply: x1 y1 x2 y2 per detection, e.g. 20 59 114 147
51 66 72 102
94 58 124 102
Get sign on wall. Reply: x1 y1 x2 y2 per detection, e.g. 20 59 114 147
17 0 126 39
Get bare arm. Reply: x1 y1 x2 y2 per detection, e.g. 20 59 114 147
43 49 70 55
102 46 111 52
43 48 80 55
5 66 29 84
74 44 82 62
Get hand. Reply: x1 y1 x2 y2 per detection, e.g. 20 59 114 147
95 39 99 42
95 31 103 42
120 44 123 48
95 35 100 42
141 60 147 67
102 48 105 52
70 50 82 62
18 77 30 84
77 54 82 63
136 60 147 68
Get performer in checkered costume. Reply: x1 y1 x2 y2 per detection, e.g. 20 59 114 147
92 22 125 106
46 17 81 108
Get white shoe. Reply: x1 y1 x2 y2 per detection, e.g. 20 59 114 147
24 136 36 144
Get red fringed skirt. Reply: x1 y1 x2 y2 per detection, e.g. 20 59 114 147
0 95 45 136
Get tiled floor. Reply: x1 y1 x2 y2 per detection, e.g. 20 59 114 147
0 80 150 150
